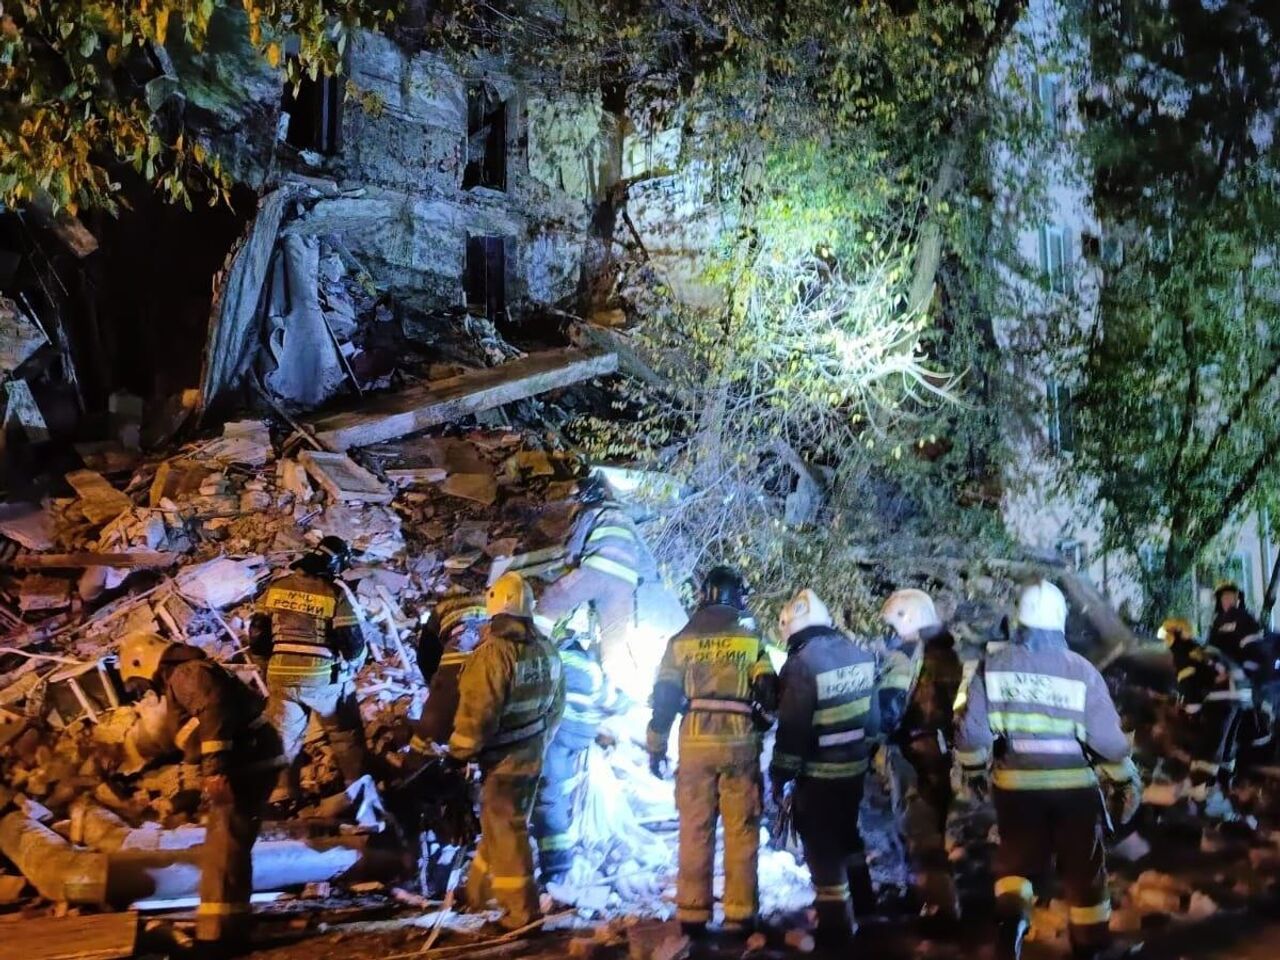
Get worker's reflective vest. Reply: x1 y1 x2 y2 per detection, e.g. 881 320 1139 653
647 605 777 755
558 639 628 749
954 627 1133 791
567 505 653 588
771 625 880 783
1170 640 1252 713
259 571 361 685
449 615 565 762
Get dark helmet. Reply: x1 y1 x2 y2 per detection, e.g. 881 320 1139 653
700 565 749 610
1214 579 1242 599
576 472 613 506
295 535 353 577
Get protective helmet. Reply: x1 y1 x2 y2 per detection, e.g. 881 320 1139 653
880 589 939 641
700 565 749 610
487 571 534 618
1158 617 1195 646
779 589 834 640
296 535 353 577
576 472 614 506
117 632 172 683
1017 579 1068 632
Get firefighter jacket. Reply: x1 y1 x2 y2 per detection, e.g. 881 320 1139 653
154 644 273 778
1210 606 1269 679
448 614 565 763
250 571 363 686
647 604 778 757
1169 638 1252 713
954 627 1134 791
770 624 880 785
878 638 920 739
897 625 963 744
565 503 657 592
417 593 487 684
558 638 629 751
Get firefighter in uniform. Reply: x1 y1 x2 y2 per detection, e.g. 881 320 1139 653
450 572 565 930
770 589 879 949
250 536 369 808
532 605 630 883
1209 581 1275 759
408 586 488 756
877 589 964 920
955 580 1142 960
119 632 284 951
647 566 778 937
1160 617 1250 795
534 475 659 678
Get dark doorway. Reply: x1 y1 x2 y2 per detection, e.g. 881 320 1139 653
281 58 342 155
465 236 512 322
463 84 508 191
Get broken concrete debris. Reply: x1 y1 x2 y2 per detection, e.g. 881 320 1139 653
299 450 393 504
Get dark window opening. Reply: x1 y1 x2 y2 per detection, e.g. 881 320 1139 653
464 84 508 191
1048 379 1075 455
282 58 342 155
465 236 510 321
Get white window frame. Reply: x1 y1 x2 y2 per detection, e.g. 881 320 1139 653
1037 73 1063 136
1039 224 1072 295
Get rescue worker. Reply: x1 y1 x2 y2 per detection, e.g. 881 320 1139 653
955 580 1143 960
1209 581 1275 758
118 632 284 952
449 572 565 930
534 474 660 679
877 589 964 920
1161 617 1249 794
532 605 630 883
408 586 488 756
647 566 778 937
249 536 369 809
769 589 879 949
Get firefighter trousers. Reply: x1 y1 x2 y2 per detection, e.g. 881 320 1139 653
267 677 368 802
992 786 1111 952
197 729 284 944
532 737 584 879
468 759 543 929
1188 702 1241 786
884 738 957 916
675 747 762 928
794 776 874 945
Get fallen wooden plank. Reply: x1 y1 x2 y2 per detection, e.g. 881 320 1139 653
64 470 132 525
8 551 179 570
0 910 137 960
307 348 619 450
298 450 393 503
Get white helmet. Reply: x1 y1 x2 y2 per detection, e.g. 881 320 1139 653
117 631 172 683
487 572 534 618
1017 579 1067 632
778 589 833 640
880 589 939 641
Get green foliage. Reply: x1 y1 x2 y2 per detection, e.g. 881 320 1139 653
0 0 393 214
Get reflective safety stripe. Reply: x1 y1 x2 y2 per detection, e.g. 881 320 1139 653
197 901 250 915
588 525 636 543
955 748 989 768
1097 758 1138 783
1007 737 1081 755
1177 666 1197 681
814 883 850 902
1069 901 1112 926
723 902 755 922
772 751 802 772
993 767 1097 790
1205 689 1251 702
202 739 232 754
688 697 752 714
409 734 432 754
490 716 546 746
273 642 335 658
881 672 914 691
988 711 1083 737
816 728 866 747
995 876 1034 903
538 834 573 852
1241 633 1265 647
450 733 480 750
805 759 869 779
490 875 533 891
1184 703 1203 714
439 651 471 666
813 697 871 726
678 907 712 923
1190 759 1219 774
581 553 640 586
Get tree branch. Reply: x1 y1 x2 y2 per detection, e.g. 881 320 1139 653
1185 347 1280 482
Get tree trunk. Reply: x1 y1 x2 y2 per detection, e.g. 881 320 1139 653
1262 543 1280 626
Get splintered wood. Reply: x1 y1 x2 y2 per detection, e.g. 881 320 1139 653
307 347 619 450
64 471 131 526
299 450 394 503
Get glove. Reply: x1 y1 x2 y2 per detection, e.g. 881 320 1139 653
203 773 234 807
649 752 670 780
1104 766 1143 828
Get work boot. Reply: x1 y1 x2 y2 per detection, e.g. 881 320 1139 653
680 921 708 940
848 858 878 917
1071 938 1142 960
996 917 1030 960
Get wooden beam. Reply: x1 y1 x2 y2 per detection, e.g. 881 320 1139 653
307 348 619 451
0 911 137 960
8 552 179 570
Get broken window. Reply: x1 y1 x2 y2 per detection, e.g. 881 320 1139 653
281 58 342 155
1036 73 1064 137
1039 223 1073 295
465 235 513 321
1047 379 1075 455
463 83 509 191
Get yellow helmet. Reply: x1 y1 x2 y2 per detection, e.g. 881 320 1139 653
1157 617 1194 646
779 589 833 640
487 572 534 618
117 631 172 683
881 589 939 641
